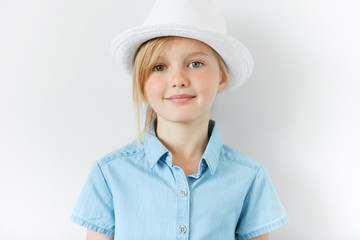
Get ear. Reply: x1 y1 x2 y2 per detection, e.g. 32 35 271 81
217 72 228 93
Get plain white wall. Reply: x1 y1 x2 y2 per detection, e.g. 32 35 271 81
0 0 359 239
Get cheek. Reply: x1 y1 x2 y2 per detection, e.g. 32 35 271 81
144 77 165 102
194 72 220 96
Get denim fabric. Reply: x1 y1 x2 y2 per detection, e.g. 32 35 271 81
70 119 288 239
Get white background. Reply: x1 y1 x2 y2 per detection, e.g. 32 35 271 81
1 0 359 239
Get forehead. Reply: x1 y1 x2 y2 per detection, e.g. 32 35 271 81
157 36 216 58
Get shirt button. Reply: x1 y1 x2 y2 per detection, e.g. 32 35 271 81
201 162 205 168
179 226 187 233
180 189 187 197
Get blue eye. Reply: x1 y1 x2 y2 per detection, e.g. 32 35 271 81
189 61 203 68
153 65 166 72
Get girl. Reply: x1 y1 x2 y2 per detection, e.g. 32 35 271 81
70 0 289 239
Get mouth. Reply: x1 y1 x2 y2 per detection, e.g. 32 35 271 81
165 94 195 103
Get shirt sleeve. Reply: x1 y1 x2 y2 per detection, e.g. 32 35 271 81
70 161 115 237
235 166 289 240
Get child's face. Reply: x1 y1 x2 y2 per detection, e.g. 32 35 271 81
144 37 228 124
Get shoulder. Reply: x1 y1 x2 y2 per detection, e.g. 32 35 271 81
95 140 144 168
221 144 263 173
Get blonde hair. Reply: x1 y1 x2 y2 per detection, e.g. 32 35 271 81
133 36 229 143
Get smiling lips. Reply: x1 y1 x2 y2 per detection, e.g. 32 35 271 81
165 94 195 103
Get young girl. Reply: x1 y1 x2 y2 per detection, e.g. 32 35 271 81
70 0 289 239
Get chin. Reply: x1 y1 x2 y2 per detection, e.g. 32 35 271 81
160 112 208 125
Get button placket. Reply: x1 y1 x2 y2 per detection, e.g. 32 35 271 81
172 166 190 239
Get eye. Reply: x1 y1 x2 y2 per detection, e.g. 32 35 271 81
153 65 166 72
189 61 203 68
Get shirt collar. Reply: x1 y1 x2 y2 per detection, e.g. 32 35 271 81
142 119 223 175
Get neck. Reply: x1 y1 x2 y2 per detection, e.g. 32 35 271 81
155 116 210 160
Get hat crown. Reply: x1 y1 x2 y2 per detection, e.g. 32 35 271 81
143 0 227 34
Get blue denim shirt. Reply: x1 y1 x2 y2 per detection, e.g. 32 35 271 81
70 119 288 240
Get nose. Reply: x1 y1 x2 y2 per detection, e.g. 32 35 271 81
169 69 189 88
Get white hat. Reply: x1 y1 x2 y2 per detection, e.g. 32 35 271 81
110 0 254 91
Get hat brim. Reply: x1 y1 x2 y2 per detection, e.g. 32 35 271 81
111 24 253 91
